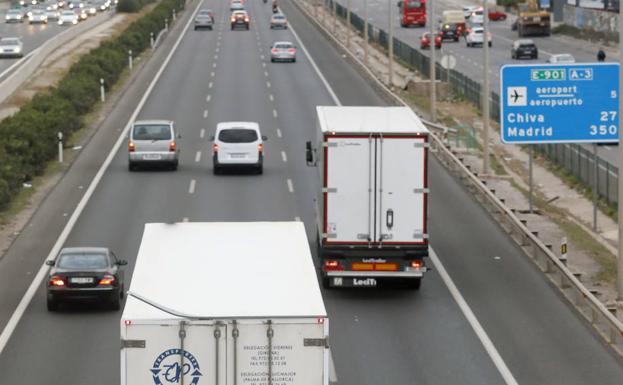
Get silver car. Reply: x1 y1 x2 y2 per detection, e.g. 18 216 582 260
0 38 24 58
128 120 180 171
212 122 266 174
29 9 48 23
270 41 296 62
194 9 214 30
46 9 60 19
548 53 575 64
58 10 78 24
5 9 25 23
269 13 287 29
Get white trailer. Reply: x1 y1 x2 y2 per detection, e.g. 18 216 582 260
121 222 329 385
306 106 429 289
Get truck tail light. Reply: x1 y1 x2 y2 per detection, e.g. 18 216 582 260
99 275 115 285
169 141 177 152
49 276 65 286
212 143 219 154
410 260 423 268
323 260 343 271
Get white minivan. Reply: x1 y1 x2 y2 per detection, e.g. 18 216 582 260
212 122 267 174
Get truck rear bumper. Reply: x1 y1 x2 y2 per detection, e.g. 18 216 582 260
326 270 425 278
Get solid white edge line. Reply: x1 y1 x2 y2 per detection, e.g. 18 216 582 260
188 179 196 194
285 16 341 106
0 0 205 356
285 6 517 384
429 248 519 385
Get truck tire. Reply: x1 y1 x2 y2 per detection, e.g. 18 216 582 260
406 278 421 290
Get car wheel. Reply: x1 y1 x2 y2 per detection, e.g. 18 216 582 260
209 26 213 30
109 295 120 311
534 54 538 60
194 26 197 30
292 58 296 63
120 285 125 299
213 166 220 175
488 42 492 47
128 162 135 171
47 297 59 312
171 160 178 171
256 165 263 175
271 58 275 62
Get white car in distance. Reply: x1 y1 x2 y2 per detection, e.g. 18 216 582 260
548 53 575 64
58 9 78 24
465 26 492 47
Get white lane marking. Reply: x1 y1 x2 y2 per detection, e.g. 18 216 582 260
216 47 220 53
262 62 266 68
212 62 217 68
203 109 208 118
269 94 274 101
200 128 205 138
211 71 215 77
209 82 213 88
276 128 282 138
0 0 206 356
281 151 287 162
295 216 302 222
265 71 269 77
189 179 196 194
289 11 516 383
429 248 519 385
195 151 202 162
206 95 211 102
214 54 218 60
273 109 278 118
286 18 341 105
260 54 265 60
267 81 271 88
183 217 189 222
287 178 294 193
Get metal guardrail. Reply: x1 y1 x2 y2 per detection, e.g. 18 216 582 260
295 0 623 358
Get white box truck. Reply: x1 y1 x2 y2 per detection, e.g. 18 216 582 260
121 222 329 385
306 106 429 289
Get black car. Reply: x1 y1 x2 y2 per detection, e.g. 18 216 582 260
511 39 538 59
46 247 127 311
439 23 460 41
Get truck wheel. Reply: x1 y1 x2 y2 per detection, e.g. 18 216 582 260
47 297 59 312
406 278 421 290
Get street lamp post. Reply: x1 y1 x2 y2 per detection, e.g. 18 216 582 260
617 2 623 320
388 0 394 86
429 0 436 122
364 0 369 65
482 0 491 174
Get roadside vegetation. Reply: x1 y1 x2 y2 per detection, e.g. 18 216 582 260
0 0 185 211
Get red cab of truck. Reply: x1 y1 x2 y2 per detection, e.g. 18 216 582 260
398 0 426 27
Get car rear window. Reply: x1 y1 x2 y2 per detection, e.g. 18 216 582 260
406 1 422 9
133 124 172 140
273 15 285 19
218 128 258 143
275 43 293 49
57 253 109 269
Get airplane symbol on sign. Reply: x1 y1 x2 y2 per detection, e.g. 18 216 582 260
507 87 527 107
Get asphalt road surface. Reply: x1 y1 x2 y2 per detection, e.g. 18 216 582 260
0 0 621 384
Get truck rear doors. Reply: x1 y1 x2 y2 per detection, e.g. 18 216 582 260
323 134 427 246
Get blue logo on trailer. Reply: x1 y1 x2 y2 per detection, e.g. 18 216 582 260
500 63 619 144
151 349 202 384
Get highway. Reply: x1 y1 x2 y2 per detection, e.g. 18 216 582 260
0 0 621 383
0 5 113 76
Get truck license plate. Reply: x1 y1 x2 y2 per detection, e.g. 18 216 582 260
352 278 377 287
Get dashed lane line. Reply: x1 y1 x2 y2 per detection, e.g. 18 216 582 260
287 178 294 193
276 128 282 138
189 179 196 194
200 128 205 138
281 151 287 163
195 151 202 162
273 109 278 118
203 109 208 118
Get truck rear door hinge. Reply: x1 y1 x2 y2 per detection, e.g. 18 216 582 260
322 187 338 193
413 188 430 194
412 232 429 239
413 142 430 148
304 338 329 348
323 233 337 239
323 142 338 147
121 339 146 349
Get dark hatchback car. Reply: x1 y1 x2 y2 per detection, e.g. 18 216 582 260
46 247 127 311
511 39 538 59
439 23 461 41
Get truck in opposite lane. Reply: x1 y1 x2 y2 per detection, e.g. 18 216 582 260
121 222 329 385
307 106 429 289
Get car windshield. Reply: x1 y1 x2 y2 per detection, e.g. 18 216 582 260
218 128 258 143
133 124 172 140
57 253 109 269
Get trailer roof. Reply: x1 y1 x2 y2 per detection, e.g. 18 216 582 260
316 106 428 134
123 222 327 320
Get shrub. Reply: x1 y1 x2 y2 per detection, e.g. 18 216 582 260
117 0 141 13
